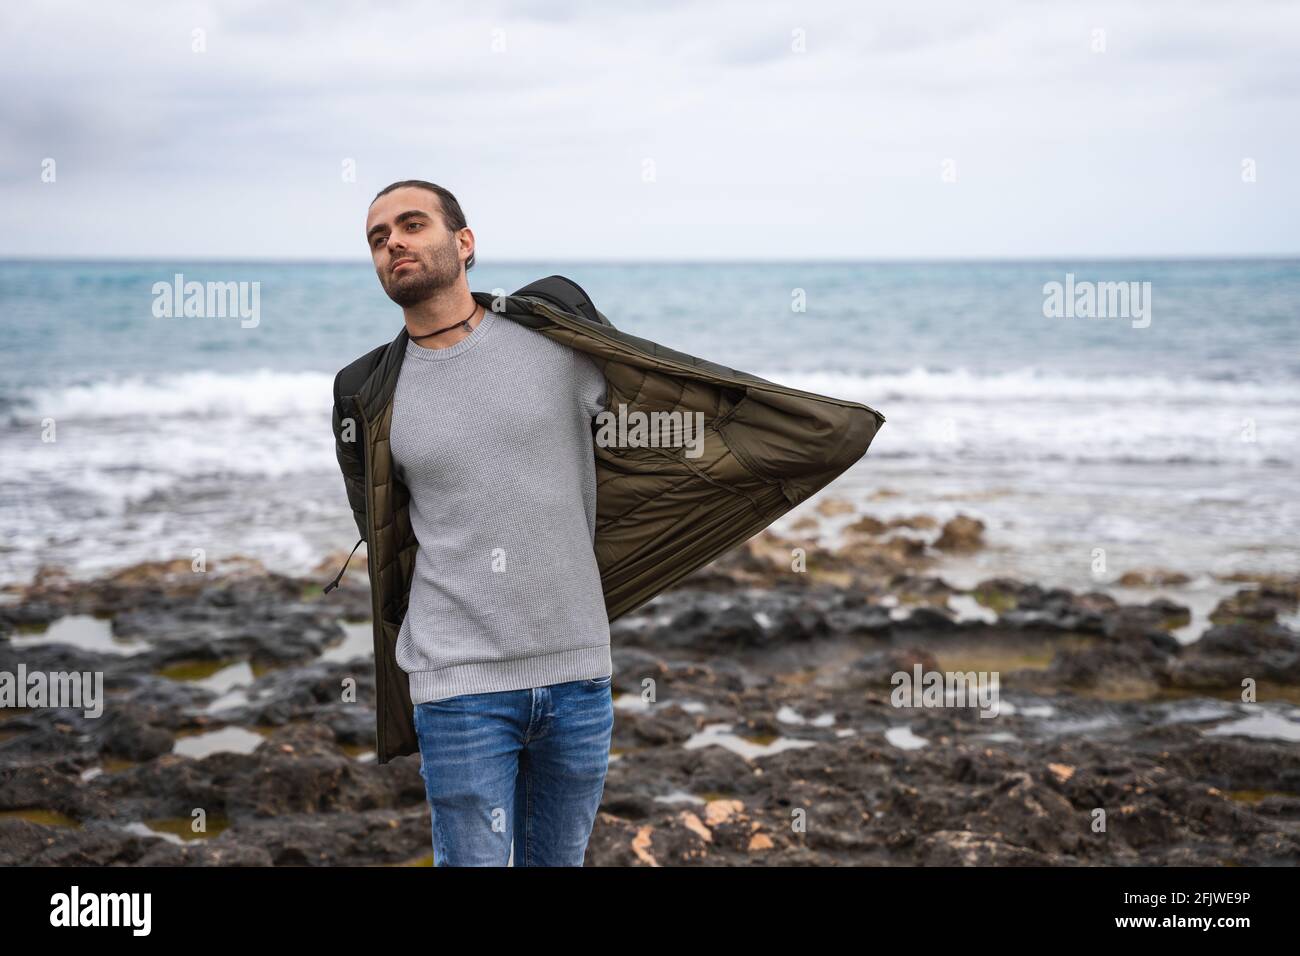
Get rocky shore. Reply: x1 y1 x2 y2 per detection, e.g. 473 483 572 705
2 502 1298 866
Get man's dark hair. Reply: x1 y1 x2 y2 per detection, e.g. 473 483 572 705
371 180 474 271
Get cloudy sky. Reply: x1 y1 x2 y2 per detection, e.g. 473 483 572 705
2 0 1297 260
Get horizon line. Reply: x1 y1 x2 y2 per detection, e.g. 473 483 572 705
2 254 1298 266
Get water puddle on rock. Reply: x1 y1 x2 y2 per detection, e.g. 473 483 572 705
613 692 706 714
683 722 819 760
321 621 375 664
172 724 271 758
202 688 251 714
1204 708 1300 743
9 615 148 656
1038 713 1126 736
1158 683 1300 706
884 725 929 749
157 659 239 681
69 758 137 782
613 691 649 712
975 731 1019 743
997 700 1056 718
946 594 999 625
934 635 1096 675
190 661 255 694
776 705 836 726
653 789 707 805
0 808 82 827
338 741 376 762
1226 789 1294 803
1157 700 1236 724
121 815 231 844
1108 582 1230 646
154 659 260 714
376 852 433 866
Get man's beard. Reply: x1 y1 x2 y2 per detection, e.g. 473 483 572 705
380 238 462 307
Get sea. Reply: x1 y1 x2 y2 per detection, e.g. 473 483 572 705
1 259 1296 601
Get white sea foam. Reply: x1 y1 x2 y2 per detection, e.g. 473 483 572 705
7 369 335 420
8 366 1295 426
4 367 1296 483
744 367 1299 467
753 366 1296 406
0 365 1295 589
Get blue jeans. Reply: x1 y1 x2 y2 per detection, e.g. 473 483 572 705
412 675 614 866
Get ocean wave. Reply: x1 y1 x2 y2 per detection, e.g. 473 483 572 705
754 367 1297 405
866 449 1293 467
5 369 336 421
5 365 1295 424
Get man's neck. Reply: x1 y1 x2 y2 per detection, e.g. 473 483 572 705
404 288 484 350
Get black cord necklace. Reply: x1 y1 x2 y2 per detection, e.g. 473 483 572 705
409 304 480 341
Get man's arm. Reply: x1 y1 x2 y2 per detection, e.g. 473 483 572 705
332 370 369 542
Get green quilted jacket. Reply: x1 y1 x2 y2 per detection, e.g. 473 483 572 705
326 276 885 764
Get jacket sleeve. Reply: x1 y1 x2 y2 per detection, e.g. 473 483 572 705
702 385 883 511
332 370 369 542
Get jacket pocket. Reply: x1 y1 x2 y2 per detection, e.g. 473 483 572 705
381 615 407 672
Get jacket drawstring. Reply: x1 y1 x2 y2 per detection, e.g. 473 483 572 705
323 536 365 594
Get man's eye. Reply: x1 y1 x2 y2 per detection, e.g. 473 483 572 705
408 222 423 230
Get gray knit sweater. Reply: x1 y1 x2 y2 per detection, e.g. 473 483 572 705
389 307 612 703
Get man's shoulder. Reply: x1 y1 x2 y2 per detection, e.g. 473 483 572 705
333 341 390 402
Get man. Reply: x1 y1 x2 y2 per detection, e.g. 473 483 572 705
361 180 613 866
329 180 885 868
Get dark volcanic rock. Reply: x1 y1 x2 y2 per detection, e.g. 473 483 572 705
1168 622 1300 689
2 557 1297 867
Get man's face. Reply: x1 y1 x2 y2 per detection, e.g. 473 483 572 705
365 186 467 307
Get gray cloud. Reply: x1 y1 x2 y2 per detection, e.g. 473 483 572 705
1 0 1297 259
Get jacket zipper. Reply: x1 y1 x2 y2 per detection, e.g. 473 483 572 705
350 396 389 762
524 298 887 423
321 393 370 594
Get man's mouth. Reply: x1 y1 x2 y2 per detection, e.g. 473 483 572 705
392 258 417 273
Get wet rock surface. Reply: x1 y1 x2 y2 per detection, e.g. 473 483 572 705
2 522 1298 866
